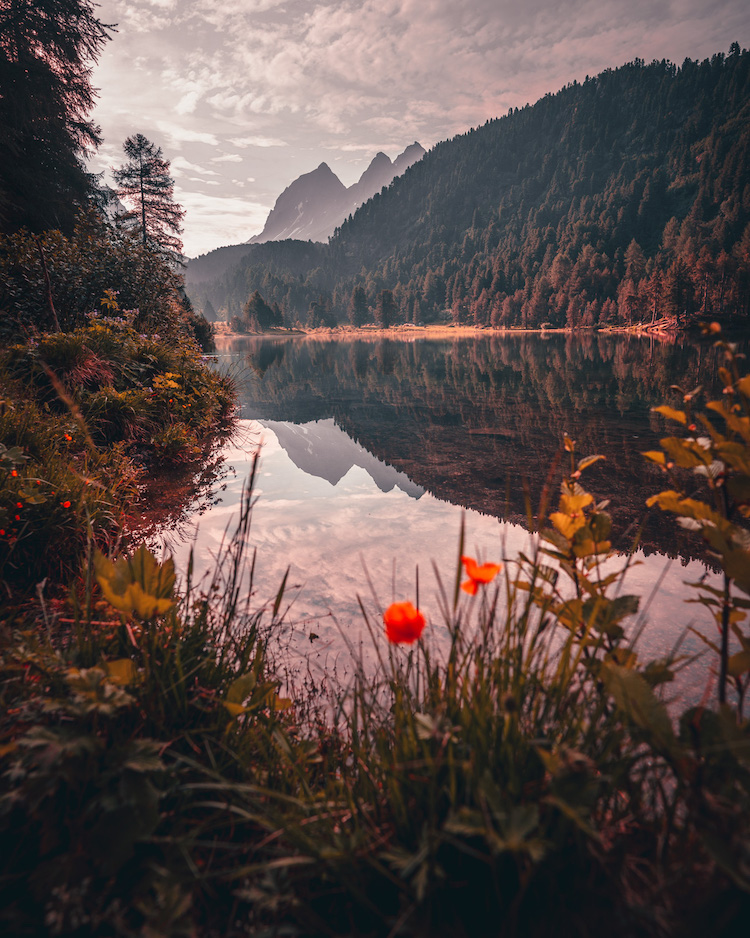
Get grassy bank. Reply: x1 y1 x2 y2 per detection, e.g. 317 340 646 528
0 220 235 593
0 326 749 936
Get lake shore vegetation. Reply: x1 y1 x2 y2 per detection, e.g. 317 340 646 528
1 327 749 936
0 216 234 593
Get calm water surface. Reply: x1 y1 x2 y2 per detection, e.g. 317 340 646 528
160 332 730 699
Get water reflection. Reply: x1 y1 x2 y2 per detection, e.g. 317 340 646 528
262 418 424 497
161 418 717 702
155 330 733 702
227 331 726 561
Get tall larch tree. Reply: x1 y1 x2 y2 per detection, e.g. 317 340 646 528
114 134 184 260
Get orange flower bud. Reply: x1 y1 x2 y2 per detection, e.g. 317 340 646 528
384 601 426 644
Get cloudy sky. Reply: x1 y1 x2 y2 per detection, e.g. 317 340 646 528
89 0 750 257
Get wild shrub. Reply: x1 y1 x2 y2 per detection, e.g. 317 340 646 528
0 211 212 347
0 300 234 590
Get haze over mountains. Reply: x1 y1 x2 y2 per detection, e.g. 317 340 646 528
248 143 425 244
186 46 750 330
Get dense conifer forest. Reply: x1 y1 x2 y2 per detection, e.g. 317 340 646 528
187 46 750 330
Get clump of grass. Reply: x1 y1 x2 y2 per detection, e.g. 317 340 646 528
0 466 298 937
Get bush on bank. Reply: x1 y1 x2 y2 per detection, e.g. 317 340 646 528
0 220 233 591
0 212 213 349
0 330 748 936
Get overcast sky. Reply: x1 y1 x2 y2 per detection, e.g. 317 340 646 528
89 0 750 257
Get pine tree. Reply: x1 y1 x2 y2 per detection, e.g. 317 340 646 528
348 285 368 326
243 290 280 331
0 0 111 233
114 134 184 259
374 289 396 328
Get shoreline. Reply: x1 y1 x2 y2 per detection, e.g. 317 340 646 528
212 321 686 342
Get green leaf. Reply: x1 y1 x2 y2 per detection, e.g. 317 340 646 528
601 662 677 756
589 511 612 541
94 546 176 619
721 545 750 596
226 673 257 704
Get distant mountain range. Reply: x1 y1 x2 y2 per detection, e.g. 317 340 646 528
186 46 750 330
247 143 425 245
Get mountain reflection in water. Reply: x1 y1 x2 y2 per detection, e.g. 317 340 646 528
160 332 734 701
261 418 424 498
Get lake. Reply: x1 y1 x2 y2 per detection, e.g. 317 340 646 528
156 331 729 701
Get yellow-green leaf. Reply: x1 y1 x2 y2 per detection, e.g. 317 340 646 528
572 538 610 558
642 450 666 465
559 493 594 514
222 701 248 718
94 546 176 619
653 405 687 425
550 511 586 540
660 437 711 468
577 454 604 472
104 658 137 685
728 651 750 678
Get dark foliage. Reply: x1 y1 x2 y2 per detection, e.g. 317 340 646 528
0 0 112 234
242 289 282 331
0 212 190 341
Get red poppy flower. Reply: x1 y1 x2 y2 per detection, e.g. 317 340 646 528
384 601 426 644
461 555 502 595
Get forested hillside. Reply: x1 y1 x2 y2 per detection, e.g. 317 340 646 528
188 46 750 329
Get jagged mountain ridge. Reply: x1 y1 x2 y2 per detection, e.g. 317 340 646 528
248 142 425 244
186 47 750 329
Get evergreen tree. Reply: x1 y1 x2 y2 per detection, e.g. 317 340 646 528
243 290 279 331
0 0 111 233
375 289 397 328
348 285 368 326
114 134 184 259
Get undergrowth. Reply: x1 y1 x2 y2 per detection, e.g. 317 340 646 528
0 325 748 936
0 295 234 591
